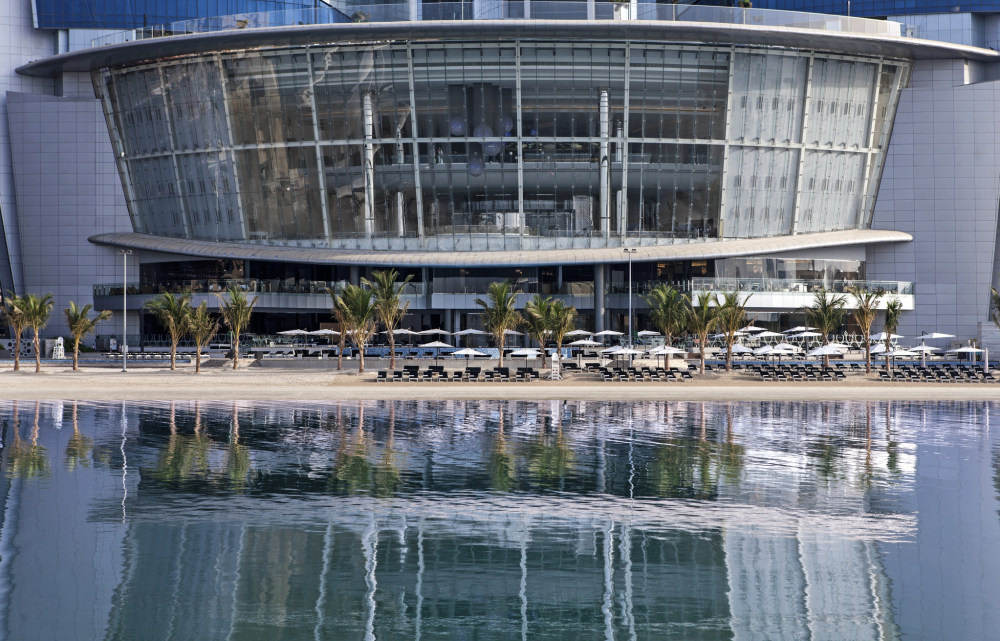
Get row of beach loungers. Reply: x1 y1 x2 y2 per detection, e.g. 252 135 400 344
376 365 540 382
598 366 694 382
876 363 1000 383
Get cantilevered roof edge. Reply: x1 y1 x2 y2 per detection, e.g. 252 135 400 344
89 229 912 267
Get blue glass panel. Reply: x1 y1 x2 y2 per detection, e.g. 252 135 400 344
33 0 314 30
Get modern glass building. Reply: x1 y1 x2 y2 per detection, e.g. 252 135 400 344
4 0 1000 343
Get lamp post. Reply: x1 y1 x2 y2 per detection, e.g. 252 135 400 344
624 247 637 349
119 249 132 372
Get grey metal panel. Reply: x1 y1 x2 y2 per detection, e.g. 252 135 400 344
15 20 998 80
89 228 911 267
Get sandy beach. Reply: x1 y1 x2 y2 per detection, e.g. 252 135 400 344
1 361 999 401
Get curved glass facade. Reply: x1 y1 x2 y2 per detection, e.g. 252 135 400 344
94 39 908 253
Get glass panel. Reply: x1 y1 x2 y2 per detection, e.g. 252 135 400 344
729 52 807 145
807 58 877 149
796 150 865 233
721 146 798 238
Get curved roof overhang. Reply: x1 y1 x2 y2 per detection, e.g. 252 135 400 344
17 19 998 78
89 229 912 267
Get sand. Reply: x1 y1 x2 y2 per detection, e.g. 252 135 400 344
1 361 998 402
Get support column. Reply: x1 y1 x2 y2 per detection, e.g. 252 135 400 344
515 43 525 242
406 47 425 240
307 50 333 244
363 91 376 238
396 192 405 237
599 88 610 238
594 264 606 332
350 265 361 286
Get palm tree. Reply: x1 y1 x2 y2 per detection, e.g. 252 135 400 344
476 281 522 369
716 291 751 372
216 287 258 370
327 286 349 371
687 293 718 374
145 291 192 370
883 298 904 374
2 293 26 372
849 286 884 374
523 295 552 367
546 300 577 365
20 294 54 373
642 284 688 346
64 301 112 371
803 288 847 369
188 301 219 374
991 285 1000 332
364 268 414 370
335 284 377 373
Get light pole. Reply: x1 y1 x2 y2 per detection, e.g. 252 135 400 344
119 249 132 372
624 247 637 349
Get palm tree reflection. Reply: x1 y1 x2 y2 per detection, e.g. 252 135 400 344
8 401 50 480
152 401 210 484
526 403 574 490
487 405 516 492
65 401 93 472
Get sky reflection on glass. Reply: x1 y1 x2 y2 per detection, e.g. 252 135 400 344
1 400 998 640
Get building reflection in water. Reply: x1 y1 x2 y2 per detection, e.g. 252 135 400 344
7 400 999 640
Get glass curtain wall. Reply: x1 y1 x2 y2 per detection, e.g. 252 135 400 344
95 40 908 252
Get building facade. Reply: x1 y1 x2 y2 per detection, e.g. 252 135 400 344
1 0 997 344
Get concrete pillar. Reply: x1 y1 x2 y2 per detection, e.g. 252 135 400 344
350 265 361 286
599 89 610 238
362 92 376 237
594 263 606 332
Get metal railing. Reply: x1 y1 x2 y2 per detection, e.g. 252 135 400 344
91 2 900 47
689 277 914 295
94 279 427 297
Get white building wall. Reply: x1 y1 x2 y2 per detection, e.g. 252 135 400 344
0 0 56 295
868 58 1000 341
7 88 131 338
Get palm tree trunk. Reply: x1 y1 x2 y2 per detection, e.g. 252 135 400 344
337 335 345 370
356 339 365 373
232 336 240 370
388 333 396 370
884 335 891 373
12 332 20 372
170 340 177 370
195 345 202 373
864 338 871 374
726 343 732 372
33 331 41 373
73 337 80 371
497 334 505 369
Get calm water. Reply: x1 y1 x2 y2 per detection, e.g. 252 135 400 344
0 400 997 640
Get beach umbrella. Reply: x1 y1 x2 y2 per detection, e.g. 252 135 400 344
886 348 919 357
869 343 886 354
450 348 488 362
741 324 766 333
783 326 816 334
789 331 822 338
730 344 755 354
310 329 339 336
277 329 309 347
921 332 955 340
508 348 541 368
390 328 418 335
568 339 602 347
420 340 453 365
602 345 624 354
754 345 775 355
807 344 846 360
637 330 661 337
909 343 940 366
773 342 803 352
565 329 594 337
453 328 486 336
593 330 624 338
753 330 784 339
419 328 451 336
870 332 903 341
